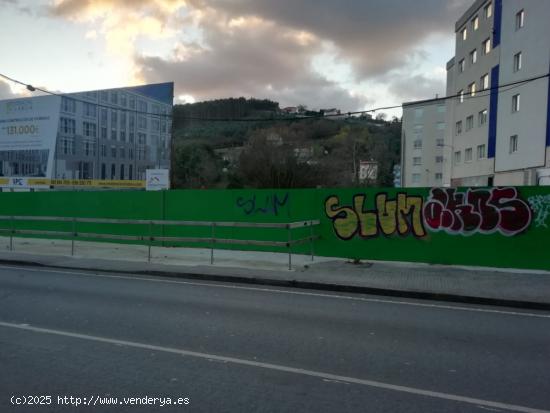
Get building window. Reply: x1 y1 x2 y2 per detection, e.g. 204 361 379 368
101 127 107 139
458 90 464 103
509 135 518 153
454 151 461 164
468 82 476 97
479 109 488 126
111 164 116 179
482 38 491 55
110 91 118 105
481 73 489 90
138 133 146 145
435 156 444 164
120 93 127 107
84 140 95 156
83 121 96 138
60 118 75 135
470 49 477 64
412 174 421 184
101 144 107 157
413 157 422 166
436 138 444 147
484 2 492 19
413 140 422 149
61 138 74 155
437 106 446 114
101 163 106 180
129 165 133 180
437 122 445 130
119 147 125 158
61 97 76 113
84 102 97 118
461 27 467 41
456 121 463 135
151 119 160 132
100 91 108 102
459 59 465 73
435 173 443 181
472 15 479 31
466 115 474 131
514 52 522 72
129 148 134 160
120 164 125 180
100 108 108 126
138 100 147 113
477 144 486 159
120 131 126 142
129 132 135 143
512 94 520 113
465 148 473 162
120 113 127 131
111 146 117 158
138 116 147 130
516 10 524 30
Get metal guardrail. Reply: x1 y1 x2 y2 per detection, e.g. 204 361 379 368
0 216 320 270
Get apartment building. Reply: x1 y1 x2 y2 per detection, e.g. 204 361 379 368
446 0 550 186
0 82 173 182
401 100 446 187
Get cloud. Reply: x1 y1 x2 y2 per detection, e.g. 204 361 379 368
388 74 446 103
47 0 471 107
187 0 471 77
136 11 365 109
0 79 19 99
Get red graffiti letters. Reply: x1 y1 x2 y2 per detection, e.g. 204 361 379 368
423 188 532 236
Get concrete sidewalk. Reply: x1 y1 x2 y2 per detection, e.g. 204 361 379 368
1 237 550 310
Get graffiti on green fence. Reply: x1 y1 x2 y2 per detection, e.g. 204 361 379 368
528 194 550 228
326 187 533 240
325 192 426 240
236 192 289 216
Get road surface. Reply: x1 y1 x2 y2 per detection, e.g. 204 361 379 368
1 264 549 412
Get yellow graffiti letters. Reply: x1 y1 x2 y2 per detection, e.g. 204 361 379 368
325 193 426 240
325 196 359 240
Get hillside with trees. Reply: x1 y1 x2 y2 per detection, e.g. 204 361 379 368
170 98 401 189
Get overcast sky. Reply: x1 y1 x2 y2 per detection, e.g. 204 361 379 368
0 0 471 115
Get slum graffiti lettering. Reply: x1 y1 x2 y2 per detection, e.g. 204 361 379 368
528 194 550 228
236 192 289 216
423 187 532 236
325 193 426 240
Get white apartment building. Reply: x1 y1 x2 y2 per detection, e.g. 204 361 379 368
0 82 173 182
446 0 550 186
401 100 447 187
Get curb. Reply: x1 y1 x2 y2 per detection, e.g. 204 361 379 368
1 258 550 312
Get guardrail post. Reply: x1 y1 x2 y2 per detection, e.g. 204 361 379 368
148 221 153 263
9 216 14 251
210 222 215 265
310 221 315 262
71 217 76 256
287 223 292 270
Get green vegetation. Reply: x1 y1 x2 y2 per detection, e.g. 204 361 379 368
171 98 401 189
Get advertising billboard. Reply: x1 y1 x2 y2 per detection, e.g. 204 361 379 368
0 95 61 187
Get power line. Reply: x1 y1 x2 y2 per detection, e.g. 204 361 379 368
1 71 549 122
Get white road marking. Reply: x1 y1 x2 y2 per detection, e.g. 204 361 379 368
0 264 549 319
0 320 548 413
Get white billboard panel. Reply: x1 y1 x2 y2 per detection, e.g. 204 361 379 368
0 95 61 183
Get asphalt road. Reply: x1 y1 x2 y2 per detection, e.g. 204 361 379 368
1 264 549 413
